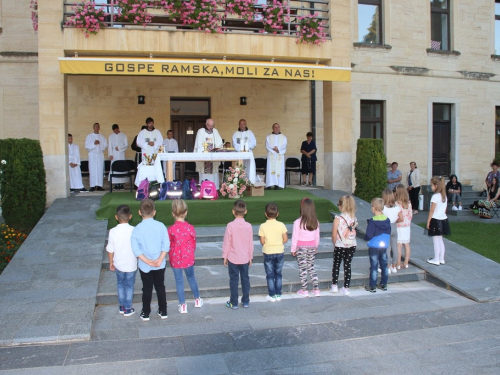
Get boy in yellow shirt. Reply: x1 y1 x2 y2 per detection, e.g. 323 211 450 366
258 203 288 302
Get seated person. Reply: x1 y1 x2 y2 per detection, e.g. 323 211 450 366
446 174 462 211
473 177 500 219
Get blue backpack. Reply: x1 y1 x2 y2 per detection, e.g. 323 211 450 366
166 181 183 199
135 178 149 201
158 182 169 201
182 179 193 200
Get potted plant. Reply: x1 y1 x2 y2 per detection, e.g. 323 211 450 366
224 0 257 23
296 14 327 45
220 164 250 198
65 0 109 37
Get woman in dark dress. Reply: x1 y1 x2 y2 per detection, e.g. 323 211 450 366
300 132 317 186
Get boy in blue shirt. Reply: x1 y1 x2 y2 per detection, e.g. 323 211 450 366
131 199 170 321
364 198 391 293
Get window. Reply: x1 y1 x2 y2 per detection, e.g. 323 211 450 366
495 1 500 55
360 100 384 139
430 0 450 51
496 107 500 156
358 1 382 44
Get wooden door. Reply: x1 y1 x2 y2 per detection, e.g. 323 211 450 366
432 121 451 177
170 116 207 152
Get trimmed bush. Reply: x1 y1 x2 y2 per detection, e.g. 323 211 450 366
354 139 387 202
0 139 46 232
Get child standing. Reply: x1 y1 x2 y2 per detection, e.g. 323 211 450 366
331 195 358 296
364 198 391 293
259 203 288 302
382 188 403 274
395 185 412 269
131 199 170 321
168 199 202 314
427 176 451 266
106 205 137 316
222 200 254 309
291 198 321 297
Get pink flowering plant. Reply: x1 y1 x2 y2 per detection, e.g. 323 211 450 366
220 164 250 198
65 0 109 37
30 0 38 33
296 14 327 45
114 0 154 25
261 0 289 34
224 0 257 23
180 0 222 33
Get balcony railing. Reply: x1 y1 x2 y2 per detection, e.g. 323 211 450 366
62 1 330 38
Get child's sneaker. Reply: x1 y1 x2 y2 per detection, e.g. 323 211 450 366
225 301 238 310
140 309 150 321
365 286 376 293
124 307 135 317
119 306 125 315
178 303 188 314
452 206 458 211
157 308 168 320
266 295 276 302
311 289 321 297
340 287 350 296
296 289 309 297
378 268 382 273
458 206 463 210
242 302 250 308
275 295 282 301
377 284 387 291
330 284 338 293
194 298 203 308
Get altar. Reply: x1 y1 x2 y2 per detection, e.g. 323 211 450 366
156 151 256 186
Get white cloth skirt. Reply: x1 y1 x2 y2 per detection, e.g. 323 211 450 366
397 226 411 244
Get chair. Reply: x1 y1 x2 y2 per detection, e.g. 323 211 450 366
255 158 267 176
183 162 199 181
285 157 302 185
219 161 232 175
80 160 89 177
109 160 134 192
491 205 500 218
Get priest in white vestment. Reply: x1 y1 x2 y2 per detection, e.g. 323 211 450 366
136 117 163 159
265 123 287 189
108 124 129 189
232 118 257 183
194 118 223 187
68 134 87 192
162 129 179 180
85 123 108 191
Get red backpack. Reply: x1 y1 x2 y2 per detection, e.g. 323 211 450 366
199 180 218 200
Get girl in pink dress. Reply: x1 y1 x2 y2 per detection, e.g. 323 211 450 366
168 199 203 314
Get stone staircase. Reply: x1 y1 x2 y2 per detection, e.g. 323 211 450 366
96 229 425 305
422 184 479 216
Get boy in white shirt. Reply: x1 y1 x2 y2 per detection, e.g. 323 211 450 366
106 205 137 316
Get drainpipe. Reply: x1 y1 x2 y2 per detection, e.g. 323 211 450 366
311 80 316 186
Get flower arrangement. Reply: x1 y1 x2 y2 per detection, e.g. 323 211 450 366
180 0 222 33
65 0 109 37
224 0 257 24
114 0 154 25
0 223 27 275
261 0 289 34
220 164 250 198
30 0 38 33
296 14 327 45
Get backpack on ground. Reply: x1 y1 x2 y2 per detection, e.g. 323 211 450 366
158 182 168 201
190 179 200 199
166 181 183 199
182 179 193 200
135 178 149 201
149 181 161 200
199 179 218 200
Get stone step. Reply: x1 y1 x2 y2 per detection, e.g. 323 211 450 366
96 257 425 305
447 208 476 216
101 237 373 269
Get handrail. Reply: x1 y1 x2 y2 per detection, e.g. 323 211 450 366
62 1 330 37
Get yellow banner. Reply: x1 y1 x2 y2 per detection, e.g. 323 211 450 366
59 58 350 82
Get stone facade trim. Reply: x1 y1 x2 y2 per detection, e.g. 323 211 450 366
353 43 392 51
458 71 495 80
389 66 429 76
425 49 461 57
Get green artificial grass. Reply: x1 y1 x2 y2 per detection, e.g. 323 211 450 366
418 222 500 264
97 188 337 229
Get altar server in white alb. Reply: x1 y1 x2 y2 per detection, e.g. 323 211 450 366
232 118 257 183
108 124 129 190
265 123 287 190
137 117 163 158
85 123 108 192
162 129 179 179
68 134 87 192
194 118 224 186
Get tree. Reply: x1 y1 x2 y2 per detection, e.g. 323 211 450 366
354 139 387 202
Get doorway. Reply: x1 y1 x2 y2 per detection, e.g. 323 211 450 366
432 103 451 177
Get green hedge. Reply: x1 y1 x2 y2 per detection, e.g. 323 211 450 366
0 139 46 232
354 138 387 202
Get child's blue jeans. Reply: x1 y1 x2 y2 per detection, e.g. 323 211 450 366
263 253 284 296
228 261 250 306
368 247 388 288
171 266 200 304
115 269 137 310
